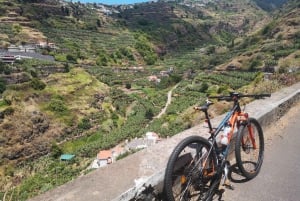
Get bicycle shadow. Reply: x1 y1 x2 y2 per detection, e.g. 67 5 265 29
228 163 252 183
212 162 253 200
213 188 226 201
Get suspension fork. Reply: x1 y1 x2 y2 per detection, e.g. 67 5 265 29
247 122 257 149
239 113 257 149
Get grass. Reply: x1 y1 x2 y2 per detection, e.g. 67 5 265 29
0 99 8 109
22 67 109 128
1 0 300 200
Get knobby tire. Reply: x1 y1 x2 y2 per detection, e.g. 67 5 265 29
235 118 264 179
164 136 218 201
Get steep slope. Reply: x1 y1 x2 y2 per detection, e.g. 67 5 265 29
0 0 299 200
116 0 269 50
215 0 300 72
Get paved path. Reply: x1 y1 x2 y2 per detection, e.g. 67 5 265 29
220 102 300 201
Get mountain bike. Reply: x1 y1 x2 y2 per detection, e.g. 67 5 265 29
164 92 271 201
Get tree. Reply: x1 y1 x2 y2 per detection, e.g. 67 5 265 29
125 83 131 89
12 23 22 35
66 54 77 63
31 78 46 90
145 108 154 120
0 79 6 94
64 63 70 72
199 82 209 93
0 61 5 72
96 19 102 27
78 118 92 130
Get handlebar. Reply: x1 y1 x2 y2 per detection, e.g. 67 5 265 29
209 92 271 101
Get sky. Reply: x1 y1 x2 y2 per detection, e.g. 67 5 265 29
67 0 151 5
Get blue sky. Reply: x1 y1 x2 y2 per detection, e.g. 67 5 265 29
67 0 150 5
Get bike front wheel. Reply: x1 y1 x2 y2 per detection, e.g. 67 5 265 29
235 118 264 179
164 136 218 201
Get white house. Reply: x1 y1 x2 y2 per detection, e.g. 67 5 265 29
97 150 113 167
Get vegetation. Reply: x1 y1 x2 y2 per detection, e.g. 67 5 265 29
0 0 299 200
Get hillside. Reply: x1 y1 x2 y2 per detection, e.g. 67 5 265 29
0 0 299 200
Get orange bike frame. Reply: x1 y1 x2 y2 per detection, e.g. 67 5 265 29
227 111 257 149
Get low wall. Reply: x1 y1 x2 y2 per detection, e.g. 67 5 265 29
29 82 300 201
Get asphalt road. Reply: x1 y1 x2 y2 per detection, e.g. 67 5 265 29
219 102 300 201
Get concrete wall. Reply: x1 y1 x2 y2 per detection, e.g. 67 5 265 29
28 82 300 201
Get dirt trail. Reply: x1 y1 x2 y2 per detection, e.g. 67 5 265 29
154 83 179 119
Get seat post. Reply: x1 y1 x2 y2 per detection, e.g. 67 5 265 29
203 109 213 133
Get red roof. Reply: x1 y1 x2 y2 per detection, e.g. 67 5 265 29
97 150 112 160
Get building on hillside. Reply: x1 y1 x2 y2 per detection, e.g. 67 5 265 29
126 132 160 150
8 45 36 53
60 154 75 161
0 48 55 63
91 145 125 169
97 150 113 167
0 55 16 64
145 131 160 143
7 45 19 53
148 75 160 83
37 41 58 50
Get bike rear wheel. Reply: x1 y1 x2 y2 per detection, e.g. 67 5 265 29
164 136 218 201
235 118 264 179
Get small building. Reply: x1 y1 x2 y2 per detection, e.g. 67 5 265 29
7 45 36 53
264 72 273 81
0 55 16 64
145 132 160 143
126 132 160 150
60 154 75 161
37 41 57 50
97 150 113 167
7 45 20 53
148 75 161 83
263 66 275 73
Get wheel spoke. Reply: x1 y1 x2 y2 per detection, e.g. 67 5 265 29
235 118 264 179
164 136 218 201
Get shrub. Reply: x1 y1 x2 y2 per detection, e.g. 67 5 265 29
31 78 46 90
54 54 67 62
199 82 209 92
48 99 68 114
30 69 38 78
0 79 6 94
249 59 262 71
66 54 77 63
64 63 70 72
0 61 5 71
96 53 110 66
78 117 92 130
135 34 157 65
145 108 154 120
125 83 131 89
3 107 14 116
51 142 63 159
